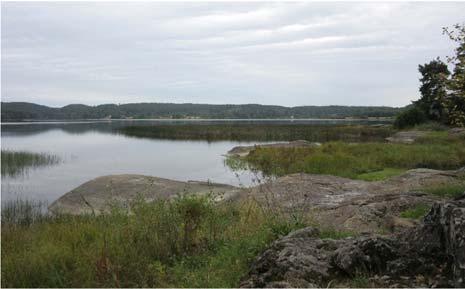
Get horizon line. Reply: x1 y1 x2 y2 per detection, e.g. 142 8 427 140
1 101 406 109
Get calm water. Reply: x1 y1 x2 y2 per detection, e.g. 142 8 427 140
1 119 386 205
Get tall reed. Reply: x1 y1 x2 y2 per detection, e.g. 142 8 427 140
1 150 60 177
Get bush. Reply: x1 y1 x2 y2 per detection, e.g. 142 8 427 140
394 106 428 129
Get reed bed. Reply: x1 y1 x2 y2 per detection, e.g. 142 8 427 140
1 150 60 177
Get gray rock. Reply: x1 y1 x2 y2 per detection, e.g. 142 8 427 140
248 168 463 233
241 197 465 288
49 174 242 215
227 140 319 157
332 236 399 275
449 127 465 136
385 131 427 144
239 227 341 288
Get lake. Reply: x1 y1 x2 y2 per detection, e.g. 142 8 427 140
1 119 388 205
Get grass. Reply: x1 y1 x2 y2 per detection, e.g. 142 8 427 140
117 124 393 142
356 168 406 181
421 183 465 198
1 196 365 288
400 204 431 219
1 150 60 177
412 121 449 131
318 228 356 239
349 275 371 288
1 196 310 288
228 132 465 180
1 199 49 226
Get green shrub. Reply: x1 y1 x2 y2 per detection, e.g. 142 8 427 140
394 106 427 129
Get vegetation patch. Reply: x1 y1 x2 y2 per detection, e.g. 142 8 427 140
355 168 406 181
318 229 356 240
1 199 49 226
349 275 371 288
1 196 310 288
1 150 60 177
400 204 431 219
230 132 465 179
421 183 465 198
118 124 393 142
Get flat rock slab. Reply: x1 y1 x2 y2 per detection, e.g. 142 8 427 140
49 174 241 215
227 140 320 157
248 168 464 233
385 130 427 144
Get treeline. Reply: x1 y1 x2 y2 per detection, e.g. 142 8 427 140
1 102 402 121
395 23 465 128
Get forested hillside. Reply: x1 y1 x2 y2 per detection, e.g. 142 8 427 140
1 102 402 121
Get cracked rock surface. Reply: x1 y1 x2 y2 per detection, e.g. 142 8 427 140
249 168 464 233
240 196 465 288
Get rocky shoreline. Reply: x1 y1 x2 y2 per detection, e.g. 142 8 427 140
247 168 464 233
240 196 465 288
47 133 465 288
50 168 464 234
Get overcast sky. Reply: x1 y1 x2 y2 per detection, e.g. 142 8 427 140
2 2 464 107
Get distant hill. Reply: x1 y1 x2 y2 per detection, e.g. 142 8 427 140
1 102 403 121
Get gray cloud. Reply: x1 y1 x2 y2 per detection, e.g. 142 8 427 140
2 2 464 107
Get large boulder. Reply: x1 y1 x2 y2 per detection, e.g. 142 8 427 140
49 174 242 215
240 196 465 288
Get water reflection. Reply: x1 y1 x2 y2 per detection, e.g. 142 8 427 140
1 121 275 204
1 118 389 137
1 150 61 178
1 120 389 205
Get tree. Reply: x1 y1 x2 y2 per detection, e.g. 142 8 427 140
443 23 465 126
416 58 450 122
